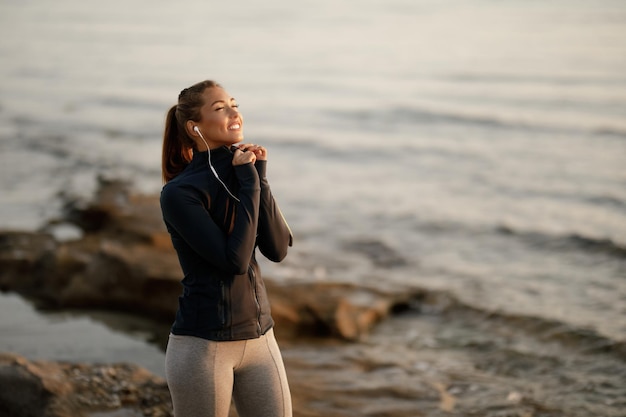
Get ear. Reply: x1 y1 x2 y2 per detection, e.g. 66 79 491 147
185 120 197 138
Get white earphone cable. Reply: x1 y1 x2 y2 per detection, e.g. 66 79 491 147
194 127 241 203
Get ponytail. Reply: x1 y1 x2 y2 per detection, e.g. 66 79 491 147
162 105 193 183
162 80 222 183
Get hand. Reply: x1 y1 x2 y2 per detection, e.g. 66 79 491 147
239 144 267 161
232 147 256 166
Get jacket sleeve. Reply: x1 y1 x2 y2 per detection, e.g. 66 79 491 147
160 163 260 275
255 160 293 262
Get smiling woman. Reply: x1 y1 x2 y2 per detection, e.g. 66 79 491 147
159 80 294 417
1 1 625 415
190 88 244 150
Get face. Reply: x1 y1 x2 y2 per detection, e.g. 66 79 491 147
192 87 243 149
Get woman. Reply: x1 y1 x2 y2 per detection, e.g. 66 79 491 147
160 80 293 417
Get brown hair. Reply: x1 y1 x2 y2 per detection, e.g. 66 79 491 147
161 80 222 183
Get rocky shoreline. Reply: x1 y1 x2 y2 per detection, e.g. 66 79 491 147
0 178 430 417
3 178 624 417
0 352 172 417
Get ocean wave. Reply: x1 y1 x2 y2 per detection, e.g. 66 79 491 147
331 106 523 131
495 225 626 260
96 97 169 111
415 219 626 260
342 238 408 268
323 106 626 138
324 106 626 139
585 195 626 210
593 126 626 138
396 285 626 359
443 72 626 87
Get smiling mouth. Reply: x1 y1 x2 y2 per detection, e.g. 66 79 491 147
228 122 241 130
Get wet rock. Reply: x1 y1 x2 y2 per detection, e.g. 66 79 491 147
0 353 172 417
0 178 186 319
0 231 58 294
267 281 420 341
0 229 181 319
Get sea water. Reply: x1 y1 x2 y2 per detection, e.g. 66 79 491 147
0 0 625 414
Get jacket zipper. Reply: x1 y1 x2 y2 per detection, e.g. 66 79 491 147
219 280 226 327
248 265 262 335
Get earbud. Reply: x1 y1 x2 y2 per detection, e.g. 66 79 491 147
193 123 240 203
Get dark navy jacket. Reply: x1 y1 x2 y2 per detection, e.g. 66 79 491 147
160 146 292 341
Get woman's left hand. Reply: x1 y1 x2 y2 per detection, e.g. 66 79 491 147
239 144 267 161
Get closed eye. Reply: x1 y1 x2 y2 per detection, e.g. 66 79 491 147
215 104 239 111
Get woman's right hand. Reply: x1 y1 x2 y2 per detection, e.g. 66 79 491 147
232 148 256 166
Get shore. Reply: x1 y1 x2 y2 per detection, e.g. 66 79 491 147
4 297 625 417
1 178 624 417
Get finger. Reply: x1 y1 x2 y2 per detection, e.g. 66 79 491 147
243 144 262 154
251 145 265 153
233 150 256 166
245 152 257 164
253 146 267 160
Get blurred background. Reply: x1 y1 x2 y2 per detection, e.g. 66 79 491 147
0 0 625 415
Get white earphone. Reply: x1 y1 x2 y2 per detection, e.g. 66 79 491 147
193 126 240 202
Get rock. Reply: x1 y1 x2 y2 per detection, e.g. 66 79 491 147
0 353 172 417
0 231 58 293
0 229 181 319
0 178 182 319
0 178 422 341
267 281 420 341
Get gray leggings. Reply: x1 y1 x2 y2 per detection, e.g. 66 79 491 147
165 329 292 417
